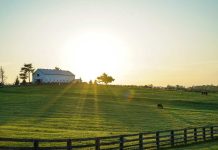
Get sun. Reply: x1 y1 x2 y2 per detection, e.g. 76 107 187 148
61 31 129 81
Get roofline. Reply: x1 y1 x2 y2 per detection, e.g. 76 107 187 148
34 69 75 76
40 74 75 76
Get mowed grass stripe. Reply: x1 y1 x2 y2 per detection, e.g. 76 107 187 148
0 85 218 141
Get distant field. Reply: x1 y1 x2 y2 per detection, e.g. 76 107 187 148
0 84 218 148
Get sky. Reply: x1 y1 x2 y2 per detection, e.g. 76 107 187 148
0 0 218 86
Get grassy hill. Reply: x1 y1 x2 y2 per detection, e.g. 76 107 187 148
0 84 218 142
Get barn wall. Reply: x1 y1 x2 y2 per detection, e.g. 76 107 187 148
32 71 75 83
42 74 75 83
32 71 44 83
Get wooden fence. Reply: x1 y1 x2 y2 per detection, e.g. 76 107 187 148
0 126 217 150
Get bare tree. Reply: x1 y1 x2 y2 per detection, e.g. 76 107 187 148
0 66 6 85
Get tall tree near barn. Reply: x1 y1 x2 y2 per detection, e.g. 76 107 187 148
20 63 35 83
19 72 27 84
0 66 6 85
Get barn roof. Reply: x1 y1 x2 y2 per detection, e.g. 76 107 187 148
35 69 75 76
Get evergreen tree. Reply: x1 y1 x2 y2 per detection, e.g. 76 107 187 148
19 73 27 85
89 80 93 85
0 66 6 85
14 76 20 85
20 63 34 83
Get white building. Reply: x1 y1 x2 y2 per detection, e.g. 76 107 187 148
32 69 75 83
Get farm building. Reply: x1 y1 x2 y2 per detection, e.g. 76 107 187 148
32 69 75 83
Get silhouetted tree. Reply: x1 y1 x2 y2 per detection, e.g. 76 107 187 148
176 85 185 90
20 64 34 83
97 73 115 85
166 85 176 90
19 72 27 84
94 80 98 85
14 76 20 85
144 84 153 89
89 80 93 85
55 67 61 70
0 66 6 85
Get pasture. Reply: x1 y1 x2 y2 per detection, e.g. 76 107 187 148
0 84 218 148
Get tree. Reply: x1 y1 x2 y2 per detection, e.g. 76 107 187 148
20 64 35 83
19 72 27 84
94 80 98 85
55 67 61 70
14 76 20 85
89 80 93 85
0 66 6 85
96 73 115 85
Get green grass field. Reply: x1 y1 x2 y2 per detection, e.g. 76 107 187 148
173 140 218 150
0 84 218 148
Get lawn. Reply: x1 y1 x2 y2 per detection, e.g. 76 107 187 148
174 140 218 150
0 84 218 148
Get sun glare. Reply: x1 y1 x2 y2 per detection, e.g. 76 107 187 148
61 31 129 81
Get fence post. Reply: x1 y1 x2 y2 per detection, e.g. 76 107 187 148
194 128 197 142
120 136 124 150
95 138 100 150
139 133 143 150
184 129 187 145
67 139 72 150
203 127 206 141
171 130 174 147
156 131 160 150
210 126 214 139
33 140 39 150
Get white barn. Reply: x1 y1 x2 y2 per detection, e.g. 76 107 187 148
32 69 75 83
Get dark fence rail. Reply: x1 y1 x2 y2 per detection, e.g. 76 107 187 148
0 126 217 150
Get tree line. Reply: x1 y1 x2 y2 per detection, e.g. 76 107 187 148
19 63 34 85
0 64 34 86
0 66 6 86
1 64 217 92
87 73 115 85
0 64 116 86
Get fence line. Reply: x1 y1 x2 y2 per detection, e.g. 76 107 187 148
0 125 217 150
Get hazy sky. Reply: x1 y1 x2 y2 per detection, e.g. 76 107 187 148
0 0 218 86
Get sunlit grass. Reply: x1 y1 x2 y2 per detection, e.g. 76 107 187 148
174 140 218 150
0 84 218 148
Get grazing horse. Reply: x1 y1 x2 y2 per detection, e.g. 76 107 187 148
157 104 163 109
